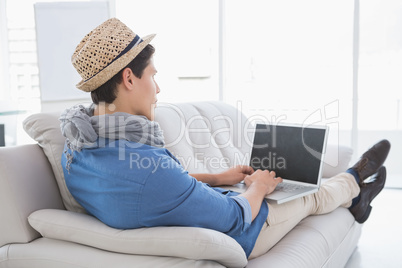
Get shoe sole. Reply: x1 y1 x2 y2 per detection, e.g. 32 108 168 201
356 205 372 224
354 166 386 223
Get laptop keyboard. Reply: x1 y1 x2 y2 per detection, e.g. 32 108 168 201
275 183 306 193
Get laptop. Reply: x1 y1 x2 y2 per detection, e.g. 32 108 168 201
225 123 328 204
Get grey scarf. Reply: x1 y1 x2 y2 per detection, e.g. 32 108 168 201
60 104 165 152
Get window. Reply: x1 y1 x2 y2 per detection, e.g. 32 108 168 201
115 0 219 103
359 0 402 131
1 0 41 145
224 0 354 147
357 0 402 182
1 0 83 145
1 0 401 183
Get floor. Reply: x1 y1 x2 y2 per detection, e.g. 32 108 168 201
345 177 402 268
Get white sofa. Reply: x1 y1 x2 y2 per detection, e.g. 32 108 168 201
0 101 361 267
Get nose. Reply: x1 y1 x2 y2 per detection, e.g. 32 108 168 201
156 82 161 94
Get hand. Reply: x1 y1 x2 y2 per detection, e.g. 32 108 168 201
244 169 283 195
216 165 254 186
239 169 283 221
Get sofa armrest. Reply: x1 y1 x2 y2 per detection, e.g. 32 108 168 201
321 144 353 178
28 209 247 268
0 145 64 247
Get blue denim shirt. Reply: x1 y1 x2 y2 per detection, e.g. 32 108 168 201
61 138 268 257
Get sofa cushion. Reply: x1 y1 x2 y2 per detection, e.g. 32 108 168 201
23 112 86 213
28 209 247 268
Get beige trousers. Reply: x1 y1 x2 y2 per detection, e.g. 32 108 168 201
249 172 360 259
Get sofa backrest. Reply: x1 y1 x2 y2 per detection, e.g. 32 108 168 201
20 101 352 218
22 101 254 214
155 101 253 174
0 144 64 247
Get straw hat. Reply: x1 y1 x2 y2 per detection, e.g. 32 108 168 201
71 18 155 92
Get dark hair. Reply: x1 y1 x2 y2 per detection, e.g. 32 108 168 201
91 44 155 104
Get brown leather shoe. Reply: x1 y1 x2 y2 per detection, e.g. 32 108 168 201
349 166 386 223
351 139 390 184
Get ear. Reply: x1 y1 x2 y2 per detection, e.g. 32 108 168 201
121 68 135 89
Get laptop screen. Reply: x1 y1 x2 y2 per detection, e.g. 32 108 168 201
250 123 327 185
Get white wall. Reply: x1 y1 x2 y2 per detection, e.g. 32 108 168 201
41 98 92 113
0 0 9 100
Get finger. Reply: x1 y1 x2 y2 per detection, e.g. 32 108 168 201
241 165 254 175
248 166 255 174
275 177 283 184
243 175 252 186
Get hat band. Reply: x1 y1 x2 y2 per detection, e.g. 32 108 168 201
84 35 143 82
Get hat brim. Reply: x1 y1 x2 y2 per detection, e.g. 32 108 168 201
76 34 156 92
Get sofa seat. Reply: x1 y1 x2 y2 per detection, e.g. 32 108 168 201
247 208 361 267
1 238 224 268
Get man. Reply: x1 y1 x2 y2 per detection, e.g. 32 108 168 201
60 18 390 258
